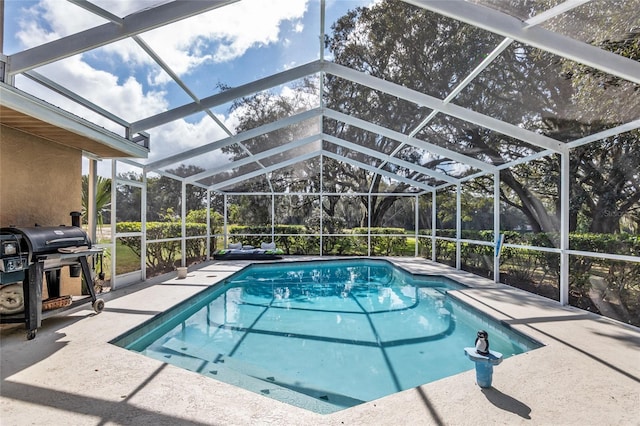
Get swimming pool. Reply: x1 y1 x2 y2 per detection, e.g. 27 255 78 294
112 259 541 414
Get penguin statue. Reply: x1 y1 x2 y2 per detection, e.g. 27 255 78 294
475 330 490 356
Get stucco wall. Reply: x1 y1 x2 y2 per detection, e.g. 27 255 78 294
1 125 83 295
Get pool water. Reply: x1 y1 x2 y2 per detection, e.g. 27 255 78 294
113 259 541 414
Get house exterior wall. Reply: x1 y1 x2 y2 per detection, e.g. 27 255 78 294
1 125 83 295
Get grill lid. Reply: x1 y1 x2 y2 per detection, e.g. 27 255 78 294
0 226 92 257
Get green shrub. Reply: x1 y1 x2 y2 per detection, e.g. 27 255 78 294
352 227 407 255
115 222 639 325
461 242 493 277
116 222 208 274
228 224 309 254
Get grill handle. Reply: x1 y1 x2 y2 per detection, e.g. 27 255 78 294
46 237 86 245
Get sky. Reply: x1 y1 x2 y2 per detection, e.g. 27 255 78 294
3 0 376 177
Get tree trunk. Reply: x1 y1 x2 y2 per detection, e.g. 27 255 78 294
501 170 558 233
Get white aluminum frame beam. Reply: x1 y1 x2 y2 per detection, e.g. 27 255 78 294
131 61 323 133
207 145 433 193
133 35 232 137
153 112 463 190
186 134 321 183
453 148 555 186
568 119 640 149
146 104 490 184
220 191 423 197
322 133 454 184
322 150 433 191
522 0 591 28
407 36 513 138
404 0 640 85
324 108 493 172
405 0 588 138
136 29 269 180
144 107 322 172
7 1 239 75
23 70 130 128
324 62 567 154
210 150 321 191
67 0 123 24
134 56 567 170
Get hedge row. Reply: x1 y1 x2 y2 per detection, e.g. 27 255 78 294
429 237 639 326
431 229 640 253
117 222 638 265
115 222 638 324
227 225 409 255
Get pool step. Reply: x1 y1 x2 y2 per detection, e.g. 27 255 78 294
144 344 363 414
212 354 366 410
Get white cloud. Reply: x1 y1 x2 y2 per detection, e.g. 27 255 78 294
31 56 168 123
100 0 310 84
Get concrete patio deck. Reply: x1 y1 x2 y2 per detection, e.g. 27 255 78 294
1 257 639 425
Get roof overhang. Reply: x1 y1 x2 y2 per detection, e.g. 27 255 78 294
0 83 148 159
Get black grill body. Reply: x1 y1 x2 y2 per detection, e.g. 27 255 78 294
0 214 104 340
7 225 92 259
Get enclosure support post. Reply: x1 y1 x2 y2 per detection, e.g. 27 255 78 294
181 180 186 268
223 194 228 248
320 155 324 256
141 172 148 281
414 195 419 257
271 193 275 243
560 151 570 305
319 0 326 111
206 190 211 260
494 170 500 283
432 190 436 262
87 159 97 244
456 183 461 270
110 161 117 290
320 193 324 256
368 194 372 257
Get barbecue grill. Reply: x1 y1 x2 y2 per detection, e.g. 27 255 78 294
0 212 104 340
